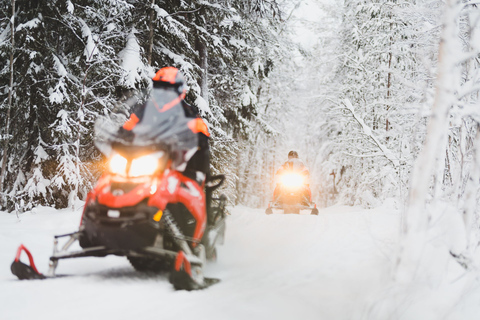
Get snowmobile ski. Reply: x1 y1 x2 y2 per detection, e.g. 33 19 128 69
11 244 46 280
266 203 319 215
168 250 220 290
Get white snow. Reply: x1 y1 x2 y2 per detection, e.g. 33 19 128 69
48 76 69 105
154 6 169 19
229 38 249 50
106 23 116 33
241 85 257 107
55 109 72 133
0 201 395 318
0 24 10 45
81 20 98 61
34 146 49 164
16 18 41 32
52 55 67 77
118 29 144 88
194 95 213 117
23 168 51 197
66 1 74 14
2 202 480 319
220 14 241 29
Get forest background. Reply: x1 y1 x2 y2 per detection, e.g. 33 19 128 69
2 0 480 250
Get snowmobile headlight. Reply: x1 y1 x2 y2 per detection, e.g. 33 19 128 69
280 173 304 188
108 154 128 176
129 154 160 177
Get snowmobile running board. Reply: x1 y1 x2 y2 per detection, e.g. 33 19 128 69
11 231 204 280
11 238 218 291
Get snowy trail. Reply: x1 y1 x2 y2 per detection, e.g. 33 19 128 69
0 203 400 320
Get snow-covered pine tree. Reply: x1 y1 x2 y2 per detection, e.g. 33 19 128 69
0 0 15 199
132 0 290 203
0 0 297 210
53 0 143 209
205 0 290 205
0 0 64 210
0 0 135 210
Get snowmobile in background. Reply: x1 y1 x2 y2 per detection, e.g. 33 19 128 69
265 170 319 215
11 87 227 291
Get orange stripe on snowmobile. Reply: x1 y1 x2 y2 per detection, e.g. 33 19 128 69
188 118 210 137
174 251 192 276
152 67 178 84
122 113 139 131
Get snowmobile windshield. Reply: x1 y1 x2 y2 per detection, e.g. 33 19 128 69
95 87 198 167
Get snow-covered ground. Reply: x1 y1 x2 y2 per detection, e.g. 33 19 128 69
0 200 440 320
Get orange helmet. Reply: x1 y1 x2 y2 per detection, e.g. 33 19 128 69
152 67 185 93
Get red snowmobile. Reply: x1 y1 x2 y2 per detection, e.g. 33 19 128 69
11 87 227 290
266 169 318 215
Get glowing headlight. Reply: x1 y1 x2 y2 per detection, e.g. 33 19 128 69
108 154 128 176
280 173 304 188
129 155 159 177
108 152 163 177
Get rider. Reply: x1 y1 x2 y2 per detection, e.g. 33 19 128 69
119 67 218 289
273 150 312 205
121 66 210 183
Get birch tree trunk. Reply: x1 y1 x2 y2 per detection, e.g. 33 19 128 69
0 0 15 195
462 124 480 250
405 0 459 233
396 0 461 281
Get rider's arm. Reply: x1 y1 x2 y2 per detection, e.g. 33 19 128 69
122 103 146 131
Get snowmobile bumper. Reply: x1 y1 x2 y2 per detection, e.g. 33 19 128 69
267 186 318 215
79 202 160 251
